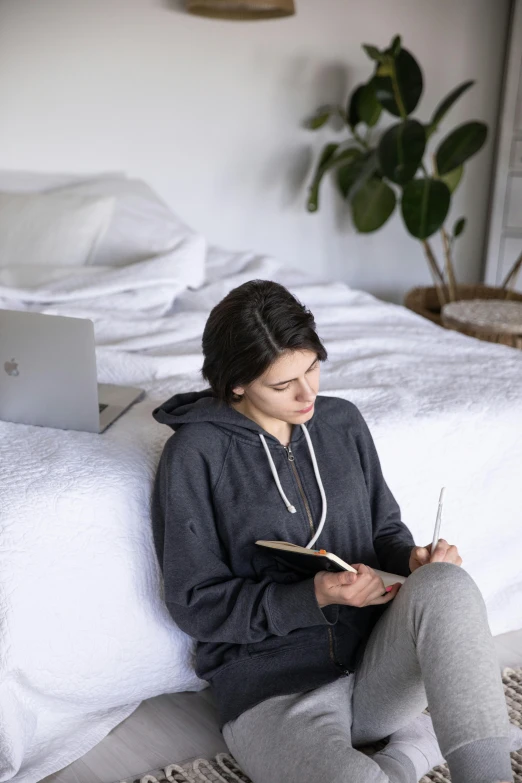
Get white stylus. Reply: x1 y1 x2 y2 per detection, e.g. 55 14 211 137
431 487 445 553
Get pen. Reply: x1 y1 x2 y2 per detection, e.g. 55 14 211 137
431 487 445 554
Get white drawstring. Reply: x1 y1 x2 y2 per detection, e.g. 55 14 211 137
258 423 327 550
259 434 296 514
301 424 327 549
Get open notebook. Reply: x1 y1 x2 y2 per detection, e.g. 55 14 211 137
256 540 406 588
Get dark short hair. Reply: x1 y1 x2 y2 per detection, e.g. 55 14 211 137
201 279 327 405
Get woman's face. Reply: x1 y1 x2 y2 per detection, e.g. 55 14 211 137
232 349 320 425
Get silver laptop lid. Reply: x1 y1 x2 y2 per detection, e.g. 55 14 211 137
0 309 100 432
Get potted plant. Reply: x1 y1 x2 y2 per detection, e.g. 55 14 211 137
304 35 522 324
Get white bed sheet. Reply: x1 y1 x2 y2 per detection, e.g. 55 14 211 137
0 244 521 783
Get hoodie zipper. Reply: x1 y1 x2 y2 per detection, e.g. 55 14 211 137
284 446 315 538
283 445 351 677
328 628 351 675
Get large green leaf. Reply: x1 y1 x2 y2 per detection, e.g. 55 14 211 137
435 121 488 175
336 151 368 198
357 79 382 127
307 145 361 211
378 119 426 184
337 150 378 200
440 164 463 193
401 178 451 239
351 176 397 233
427 80 474 135
374 49 423 117
347 85 365 128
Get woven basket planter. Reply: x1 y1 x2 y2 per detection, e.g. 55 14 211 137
404 284 522 349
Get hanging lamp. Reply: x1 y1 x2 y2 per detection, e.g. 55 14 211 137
187 0 295 20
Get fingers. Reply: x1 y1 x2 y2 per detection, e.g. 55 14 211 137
443 544 462 565
339 571 358 587
343 564 387 607
339 566 369 605
430 539 450 562
413 546 430 565
338 565 404 607
429 540 462 565
319 569 356 597
368 582 402 605
337 568 358 583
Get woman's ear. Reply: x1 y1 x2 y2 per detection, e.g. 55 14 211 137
232 386 244 397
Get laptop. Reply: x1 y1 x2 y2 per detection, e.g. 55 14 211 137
0 309 145 433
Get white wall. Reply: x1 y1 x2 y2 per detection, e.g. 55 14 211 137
0 0 510 302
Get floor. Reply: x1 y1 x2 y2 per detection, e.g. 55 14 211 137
41 628 522 783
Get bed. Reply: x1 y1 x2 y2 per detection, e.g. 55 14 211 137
0 174 521 783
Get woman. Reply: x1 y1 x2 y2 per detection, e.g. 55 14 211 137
151 280 520 783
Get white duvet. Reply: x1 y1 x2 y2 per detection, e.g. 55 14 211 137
1 239 522 783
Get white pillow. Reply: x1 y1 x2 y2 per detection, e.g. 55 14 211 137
0 190 115 267
49 178 196 267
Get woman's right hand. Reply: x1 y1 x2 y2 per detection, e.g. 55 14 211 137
314 564 402 608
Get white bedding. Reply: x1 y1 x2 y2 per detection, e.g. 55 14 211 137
1 239 522 783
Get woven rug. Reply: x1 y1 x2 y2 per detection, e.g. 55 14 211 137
117 667 522 783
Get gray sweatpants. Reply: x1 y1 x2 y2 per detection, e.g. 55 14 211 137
222 562 513 783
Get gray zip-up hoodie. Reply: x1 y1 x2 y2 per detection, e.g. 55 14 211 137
151 389 415 730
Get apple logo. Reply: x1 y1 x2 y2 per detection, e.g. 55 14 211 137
4 358 19 377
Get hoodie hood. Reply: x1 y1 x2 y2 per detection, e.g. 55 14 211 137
152 387 317 447
153 387 326 546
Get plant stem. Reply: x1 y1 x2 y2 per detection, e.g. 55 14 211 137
440 227 458 302
501 250 522 300
422 239 445 285
352 127 370 150
391 60 407 120
422 240 448 309
430 151 459 293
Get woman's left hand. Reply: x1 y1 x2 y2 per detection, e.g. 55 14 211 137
409 539 463 573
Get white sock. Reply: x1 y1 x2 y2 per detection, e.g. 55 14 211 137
379 713 445 781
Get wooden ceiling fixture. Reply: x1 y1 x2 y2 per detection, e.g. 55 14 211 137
187 0 295 19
